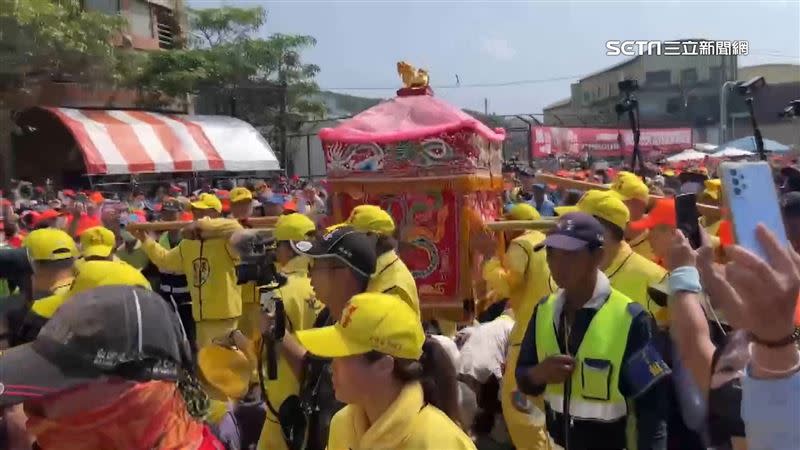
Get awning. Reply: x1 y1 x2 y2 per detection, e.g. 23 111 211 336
43 107 280 175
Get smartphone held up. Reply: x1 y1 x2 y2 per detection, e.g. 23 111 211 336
719 161 789 260
675 193 702 250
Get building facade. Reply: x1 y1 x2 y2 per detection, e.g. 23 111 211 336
544 40 739 144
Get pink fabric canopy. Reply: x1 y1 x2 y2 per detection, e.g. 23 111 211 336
319 94 506 144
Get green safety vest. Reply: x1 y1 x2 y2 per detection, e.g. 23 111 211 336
534 289 633 425
0 278 9 297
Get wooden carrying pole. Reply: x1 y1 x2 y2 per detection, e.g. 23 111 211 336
126 216 279 233
485 219 556 232
534 173 721 217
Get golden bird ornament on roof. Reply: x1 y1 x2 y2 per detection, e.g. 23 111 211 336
397 61 430 88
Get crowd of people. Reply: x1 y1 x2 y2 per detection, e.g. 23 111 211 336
0 161 799 450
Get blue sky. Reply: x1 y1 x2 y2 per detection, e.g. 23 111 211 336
189 0 800 115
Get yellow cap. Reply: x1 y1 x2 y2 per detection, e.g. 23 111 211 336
229 187 253 204
324 222 347 234
504 203 540 221
610 171 649 202
197 344 251 401
555 189 630 230
704 179 721 200
296 293 424 360
274 213 316 241
191 193 223 213
24 228 79 261
79 226 116 258
346 205 395 235
70 260 151 295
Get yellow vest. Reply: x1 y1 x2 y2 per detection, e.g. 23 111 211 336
366 250 420 318
535 290 632 426
605 241 668 325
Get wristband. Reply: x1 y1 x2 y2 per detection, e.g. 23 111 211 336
668 266 702 295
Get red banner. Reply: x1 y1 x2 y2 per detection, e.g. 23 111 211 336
531 126 692 159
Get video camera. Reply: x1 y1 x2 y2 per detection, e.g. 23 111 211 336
232 229 287 289
614 79 639 115
231 229 288 381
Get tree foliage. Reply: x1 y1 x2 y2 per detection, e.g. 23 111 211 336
137 6 326 122
0 0 127 90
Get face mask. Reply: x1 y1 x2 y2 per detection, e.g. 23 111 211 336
26 381 204 450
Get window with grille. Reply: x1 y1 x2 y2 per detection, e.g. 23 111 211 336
152 4 177 49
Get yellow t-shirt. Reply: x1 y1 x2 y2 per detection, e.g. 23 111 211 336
605 241 668 326
629 230 657 263
257 256 322 450
327 381 475 450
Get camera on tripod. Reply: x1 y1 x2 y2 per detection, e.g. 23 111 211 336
779 99 800 118
232 229 288 290
615 79 639 115
231 229 289 380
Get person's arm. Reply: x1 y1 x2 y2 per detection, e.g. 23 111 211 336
667 267 715 396
514 304 545 396
621 310 670 450
139 236 184 273
3 404 34 450
481 242 528 308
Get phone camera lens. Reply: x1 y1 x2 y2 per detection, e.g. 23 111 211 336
732 178 739 185
734 187 742 196
730 169 738 176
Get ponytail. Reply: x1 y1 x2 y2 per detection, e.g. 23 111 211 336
362 338 461 427
394 337 461 426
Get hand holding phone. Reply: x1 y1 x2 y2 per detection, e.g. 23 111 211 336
720 161 789 260
675 193 702 249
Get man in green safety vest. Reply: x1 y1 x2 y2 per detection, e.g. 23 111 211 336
516 212 669 450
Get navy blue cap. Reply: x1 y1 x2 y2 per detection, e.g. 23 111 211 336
536 212 605 251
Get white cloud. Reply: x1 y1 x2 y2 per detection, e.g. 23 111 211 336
481 38 516 61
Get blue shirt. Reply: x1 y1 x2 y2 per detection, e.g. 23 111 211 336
742 368 800 450
531 197 556 217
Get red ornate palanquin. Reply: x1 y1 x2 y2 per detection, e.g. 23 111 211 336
319 88 506 312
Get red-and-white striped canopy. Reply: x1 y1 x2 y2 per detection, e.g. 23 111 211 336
45 107 280 175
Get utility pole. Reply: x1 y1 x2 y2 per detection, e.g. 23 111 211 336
278 63 289 176
484 98 488 115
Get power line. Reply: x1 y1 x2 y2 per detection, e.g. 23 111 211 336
320 74 583 91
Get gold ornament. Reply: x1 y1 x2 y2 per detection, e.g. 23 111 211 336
397 61 429 88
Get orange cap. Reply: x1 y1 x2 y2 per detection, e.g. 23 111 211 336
629 198 676 231
717 219 734 247
89 192 104 204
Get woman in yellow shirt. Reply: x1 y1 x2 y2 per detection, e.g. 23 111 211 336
295 292 475 450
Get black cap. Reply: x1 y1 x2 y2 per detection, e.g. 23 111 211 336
535 212 605 252
291 226 377 277
0 286 192 407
